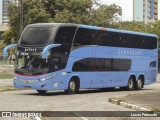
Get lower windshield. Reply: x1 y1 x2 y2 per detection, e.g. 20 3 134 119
15 52 61 75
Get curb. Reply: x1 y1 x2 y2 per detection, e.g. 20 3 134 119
108 98 151 111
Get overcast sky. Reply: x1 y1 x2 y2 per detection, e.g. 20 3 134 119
100 0 160 21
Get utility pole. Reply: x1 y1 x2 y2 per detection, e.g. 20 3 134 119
20 0 23 34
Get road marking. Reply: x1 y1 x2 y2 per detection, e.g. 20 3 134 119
73 112 88 120
35 116 42 120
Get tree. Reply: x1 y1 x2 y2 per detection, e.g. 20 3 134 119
90 4 122 27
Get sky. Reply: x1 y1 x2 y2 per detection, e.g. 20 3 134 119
100 0 160 21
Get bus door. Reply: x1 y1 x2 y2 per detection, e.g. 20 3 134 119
149 56 157 83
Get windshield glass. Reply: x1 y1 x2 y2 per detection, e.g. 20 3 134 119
19 26 57 46
15 52 61 75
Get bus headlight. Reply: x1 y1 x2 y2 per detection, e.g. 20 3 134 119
14 77 18 80
38 74 56 82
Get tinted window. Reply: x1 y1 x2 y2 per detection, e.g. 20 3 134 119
93 58 112 71
112 59 131 71
74 28 97 46
72 58 131 72
72 58 93 71
19 27 57 45
54 27 76 45
97 31 157 49
150 61 157 68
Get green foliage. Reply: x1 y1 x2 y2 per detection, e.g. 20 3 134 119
91 4 122 27
114 21 146 32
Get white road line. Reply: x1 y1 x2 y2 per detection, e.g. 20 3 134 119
35 116 42 120
73 112 88 120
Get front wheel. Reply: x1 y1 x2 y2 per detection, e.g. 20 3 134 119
37 90 47 94
66 78 79 94
126 77 135 91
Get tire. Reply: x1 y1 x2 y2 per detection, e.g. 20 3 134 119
37 90 47 94
126 77 135 91
135 77 143 90
66 78 79 94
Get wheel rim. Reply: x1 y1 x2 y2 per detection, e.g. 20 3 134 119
137 79 142 88
129 79 133 89
70 81 76 91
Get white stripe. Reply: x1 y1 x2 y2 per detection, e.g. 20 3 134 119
73 112 88 120
35 116 42 120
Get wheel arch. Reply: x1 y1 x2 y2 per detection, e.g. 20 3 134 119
129 74 136 82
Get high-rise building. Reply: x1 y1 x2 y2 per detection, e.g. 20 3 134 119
0 0 19 25
100 0 159 23
133 0 158 23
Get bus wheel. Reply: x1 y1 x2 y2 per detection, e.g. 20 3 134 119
37 90 47 94
66 78 79 94
126 77 135 91
135 78 143 90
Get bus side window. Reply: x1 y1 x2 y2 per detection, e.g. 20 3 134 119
54 27 76 45
74 28 97 46
150 61 156 68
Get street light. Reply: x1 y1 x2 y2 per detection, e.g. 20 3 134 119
20 0 23 34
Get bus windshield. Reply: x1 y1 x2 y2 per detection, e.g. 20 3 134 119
19 26 57 46
15 52 61 75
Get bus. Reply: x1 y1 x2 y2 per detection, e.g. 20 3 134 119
3 23 158 94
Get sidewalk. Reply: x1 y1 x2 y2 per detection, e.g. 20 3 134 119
109 82 160 111
0 79 13 87
119 90 160 111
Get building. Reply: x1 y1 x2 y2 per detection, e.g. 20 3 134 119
0 0 19 25
101 0 159 23
133 0 158 23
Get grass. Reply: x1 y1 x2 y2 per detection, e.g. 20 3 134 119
0 87 18 92
0 74 13 79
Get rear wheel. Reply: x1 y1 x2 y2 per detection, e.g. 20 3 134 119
126 77 135 91
66 78 79 94
37 90 47 94
135 77 143 90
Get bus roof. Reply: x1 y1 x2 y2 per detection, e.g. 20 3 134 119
27 23 78 27
26 23 158 38
80 25 158 38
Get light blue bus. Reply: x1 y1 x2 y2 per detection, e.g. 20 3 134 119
3 23 158 94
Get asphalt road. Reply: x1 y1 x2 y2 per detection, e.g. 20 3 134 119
0 83 160 120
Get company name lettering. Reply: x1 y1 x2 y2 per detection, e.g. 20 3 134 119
25 48 37 52
118 49 142 56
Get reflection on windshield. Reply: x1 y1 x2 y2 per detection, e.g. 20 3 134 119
19 27 57 45
16 52 61 75
16 54 49 75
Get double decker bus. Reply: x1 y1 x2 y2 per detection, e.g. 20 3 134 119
3 23 158 94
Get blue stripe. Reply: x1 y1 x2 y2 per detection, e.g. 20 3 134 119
80 25 101 30
42 44 61 59
79 25 157 38
107 28 158 38
3 44 17 58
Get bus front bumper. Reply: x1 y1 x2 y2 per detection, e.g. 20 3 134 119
13 75 66 90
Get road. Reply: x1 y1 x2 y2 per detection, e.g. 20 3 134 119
0 83 160 120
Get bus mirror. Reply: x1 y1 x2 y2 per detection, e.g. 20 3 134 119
42 44 61 59
3 44 17 59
